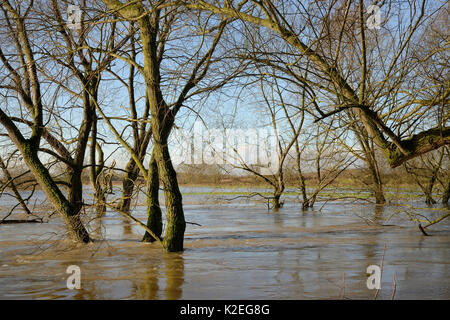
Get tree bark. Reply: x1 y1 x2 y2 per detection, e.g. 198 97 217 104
442 180 450 204
0 109 90 244
142 152 162 242
22 143 90 242
423 151 443 205
153 138 185 252
272 177 284 211
272 193 282 211
367 156 386 204
119 159 139 213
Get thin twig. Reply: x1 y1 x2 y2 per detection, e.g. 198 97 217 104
374 243 386 300
186 221 202 227
391 273 397 300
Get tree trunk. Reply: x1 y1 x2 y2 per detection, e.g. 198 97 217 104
442 180 450 204
424 174 437 205
154 140 185 252
89 112 107 216
119 159 139 213
309 194 317 208
358 129 386 204
294 141 309 210
272 180 284 211
423 150 444 205
118 131 152 213
424 190 436 205
138 6 185 251
272 193 282 211
22 144 90 242
142 152 163 242
369 163 386 204
297 164 309 210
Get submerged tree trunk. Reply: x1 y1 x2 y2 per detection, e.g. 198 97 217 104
272 173 285 210
22 144 90 242
294 140 309 210
0 113 90 243
354 125 386 204
272 191 282 211
101 0 226 251
141 11 186 251
89 113 107 216
142 153 163 242
424 150 444 205
367 158 386 204
424 187 436 205
299 179 309 210
442 180 450 204
117 130 152 213
423 181 437 205
119 159 139 213
153 139 185 252
297 168 308 210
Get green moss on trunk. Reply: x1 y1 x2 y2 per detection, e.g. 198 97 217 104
143 153 163 242
153 141 185 252
21 142 90 243
386 127 450 168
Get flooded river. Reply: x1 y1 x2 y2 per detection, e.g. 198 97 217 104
0 187 449 299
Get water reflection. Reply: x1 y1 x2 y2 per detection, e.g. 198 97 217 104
122 218 133 237
137 262 160 299
74 286 97 300
164 253 184 300
271 210 285 228
135 253 184 300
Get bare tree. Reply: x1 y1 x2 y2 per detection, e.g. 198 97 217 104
99 1 236 251
226 70 304 210
186 0 449 168
0 0 90 241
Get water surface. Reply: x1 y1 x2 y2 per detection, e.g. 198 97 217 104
0 188 448 299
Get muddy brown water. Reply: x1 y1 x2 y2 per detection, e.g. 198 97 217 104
0 188 449 299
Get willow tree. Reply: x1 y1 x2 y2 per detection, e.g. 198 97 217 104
186 0 449 168
100 0 234 251
0 0 90 241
